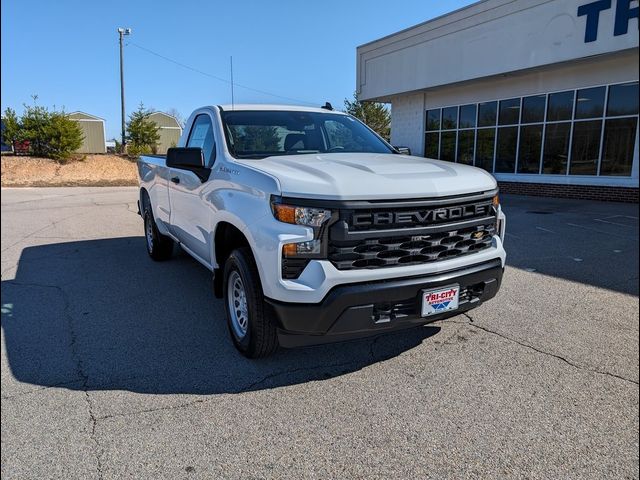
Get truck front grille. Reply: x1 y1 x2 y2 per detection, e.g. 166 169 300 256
329 223 495 270
327 194 497 271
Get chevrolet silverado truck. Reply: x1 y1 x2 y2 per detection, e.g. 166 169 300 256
138 104 506 358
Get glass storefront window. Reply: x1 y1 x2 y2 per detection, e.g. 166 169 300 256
426 109 441 131
495 127 518 173
600 117 638 176
442 106 458 129
423 82 637 178
440 131 457 162
457 130 475 165
547 91 574 121
424 132 439 159
475 128 495 171
459 104 477 128
607 82 639 117
570 120 602 175
499 98 520 125
518 125 543 173
478 101 497 127
542 123 571 174
575 86 606 119
522 95 546 123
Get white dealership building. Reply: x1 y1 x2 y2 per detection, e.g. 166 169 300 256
357 0 639 201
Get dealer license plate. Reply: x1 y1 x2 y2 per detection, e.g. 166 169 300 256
421 285 460 317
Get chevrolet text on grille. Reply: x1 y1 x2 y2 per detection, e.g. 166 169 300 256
351 202 493 227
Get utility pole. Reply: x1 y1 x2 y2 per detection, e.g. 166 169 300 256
117 28 131 149
230 56 234 109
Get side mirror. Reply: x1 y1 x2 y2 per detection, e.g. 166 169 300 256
167 147 204 168
394 146 411 155
166 147 211 182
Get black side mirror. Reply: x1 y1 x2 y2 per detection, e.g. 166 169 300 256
166 147 211 182
167 147 204 168
394 146 411 155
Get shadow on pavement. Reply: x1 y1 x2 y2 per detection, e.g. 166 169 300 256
1 237 439 395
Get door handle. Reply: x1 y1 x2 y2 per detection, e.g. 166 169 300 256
170 177 180 184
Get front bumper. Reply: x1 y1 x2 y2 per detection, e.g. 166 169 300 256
247 204 506 304
266 258 503 348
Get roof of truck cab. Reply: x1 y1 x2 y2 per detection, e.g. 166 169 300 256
214 104 347 114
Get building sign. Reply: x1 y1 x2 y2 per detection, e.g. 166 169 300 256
578 0 639 42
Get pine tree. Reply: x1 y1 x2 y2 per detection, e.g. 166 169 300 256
45 111 84 160
344 93 391 142
2 108 20 145
126 103 160 157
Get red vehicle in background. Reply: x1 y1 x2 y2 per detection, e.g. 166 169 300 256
13 140 30 155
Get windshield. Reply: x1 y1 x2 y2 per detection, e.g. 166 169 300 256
220 110 393 159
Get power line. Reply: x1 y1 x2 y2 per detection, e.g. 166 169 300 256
129 42 319 106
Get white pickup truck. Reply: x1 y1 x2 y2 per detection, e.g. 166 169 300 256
138 104 506 357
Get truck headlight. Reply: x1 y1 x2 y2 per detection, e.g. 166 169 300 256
272 204 332 227
492 194 505 241
273 202 334 278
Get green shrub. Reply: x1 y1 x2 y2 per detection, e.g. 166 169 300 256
44 111 84 160
126 143 153 158
2 104 83 160
2 108 20 146
126 103 160 158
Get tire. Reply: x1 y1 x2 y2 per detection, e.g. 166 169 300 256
223 247 279 358
143 203 174 261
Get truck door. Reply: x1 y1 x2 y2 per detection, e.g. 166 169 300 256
167 113 216 265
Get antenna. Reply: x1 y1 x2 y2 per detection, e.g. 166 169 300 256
230 56 234 110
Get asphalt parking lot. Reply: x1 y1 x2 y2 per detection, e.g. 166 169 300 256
1 187 638 479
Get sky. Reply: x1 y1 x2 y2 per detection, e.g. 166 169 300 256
1 0 475 139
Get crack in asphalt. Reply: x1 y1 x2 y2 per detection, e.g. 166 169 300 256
3 239 135 269
95 336 389 422
457 313 639 386
4 201 135 213
3 277 390 426
96 398 212 422
0 188 136 207
95 359 366 422
0 211 86 254
3 280 105 479
58 283 106 480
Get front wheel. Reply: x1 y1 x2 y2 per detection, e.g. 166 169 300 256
223 247 279 358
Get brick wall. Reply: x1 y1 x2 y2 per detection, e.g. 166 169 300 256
497 181 639 203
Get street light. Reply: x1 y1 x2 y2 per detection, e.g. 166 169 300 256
117 28 131 150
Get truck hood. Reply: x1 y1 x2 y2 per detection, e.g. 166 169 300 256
237 153 497 200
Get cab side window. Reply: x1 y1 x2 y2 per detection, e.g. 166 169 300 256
186 114 216 164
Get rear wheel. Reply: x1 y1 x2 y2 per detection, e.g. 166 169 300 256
143 204 174 261
223 247 279 358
